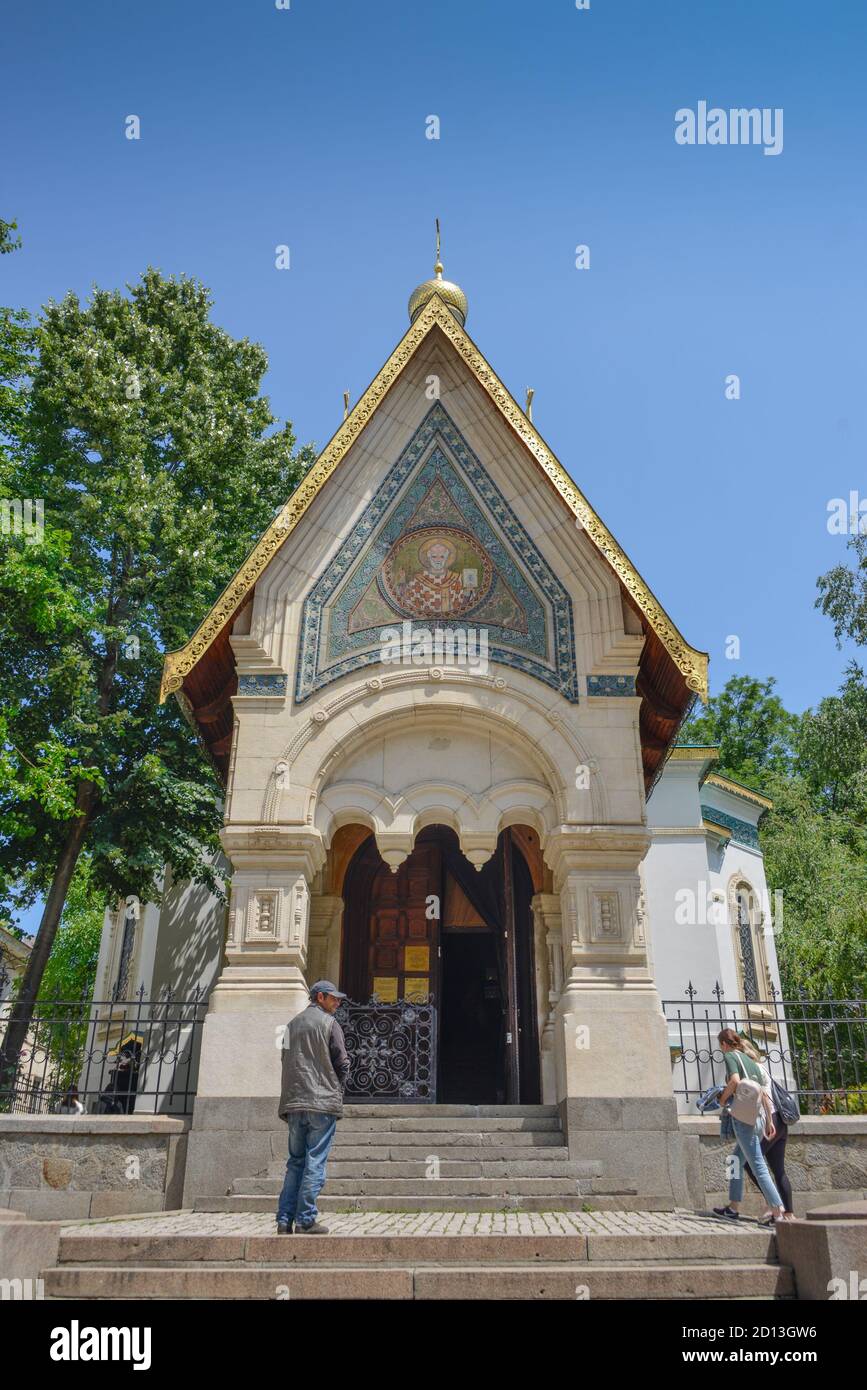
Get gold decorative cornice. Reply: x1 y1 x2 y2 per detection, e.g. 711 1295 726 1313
161 294 709 702
704 772 774 811
667 746 720 763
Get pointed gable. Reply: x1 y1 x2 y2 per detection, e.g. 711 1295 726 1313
295 403 578 703
161 292 708 788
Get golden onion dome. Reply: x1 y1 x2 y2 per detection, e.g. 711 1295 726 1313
408 256 468 327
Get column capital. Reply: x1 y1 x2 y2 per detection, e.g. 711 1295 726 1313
373 831 415 872
543 824 650 888
220 825 327 879
458 831 498 869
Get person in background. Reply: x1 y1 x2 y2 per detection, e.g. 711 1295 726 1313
712 1028 790 1224
737 1035 795 1222
276 981 350 1235
57 1084 85 1114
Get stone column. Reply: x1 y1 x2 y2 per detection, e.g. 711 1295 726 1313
183 827 325 1205
531 893 563 1105
546 828 691 1206
307 892 344 986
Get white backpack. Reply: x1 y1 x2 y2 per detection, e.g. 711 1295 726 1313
729 1051 763 1125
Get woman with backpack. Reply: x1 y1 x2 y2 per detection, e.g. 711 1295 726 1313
739 1035 796 1221
712 1028 790 1224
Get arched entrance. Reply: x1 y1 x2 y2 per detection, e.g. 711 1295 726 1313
340 824 540 1104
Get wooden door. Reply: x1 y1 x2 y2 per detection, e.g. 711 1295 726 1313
342 833 441 1005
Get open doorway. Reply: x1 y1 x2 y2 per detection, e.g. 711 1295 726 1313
340 823 540 1104
439 927 503 1103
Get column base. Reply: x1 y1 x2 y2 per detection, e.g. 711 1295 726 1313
194 964 308 1099
182 965 308 1207
554 984 692 1206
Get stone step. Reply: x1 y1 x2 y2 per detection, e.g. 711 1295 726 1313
255 1157 593 1183
57 1227 778 1267
414 1262 794 1301
236 1173 589 1194
43 1261 794 1301
283 1177 595 1196
324 1143 571 1161
328 1132 567 1150
335 1116 562 1132
341 1105 559 1118
196 1194 635 1213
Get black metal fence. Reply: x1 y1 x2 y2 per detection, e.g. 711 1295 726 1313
336 996 437 1103
0 973 208 1116
664 984 867 1115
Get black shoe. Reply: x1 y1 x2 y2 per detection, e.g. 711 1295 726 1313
712 1206 740 1221
276 1220 293 1235
296 1220 329 1234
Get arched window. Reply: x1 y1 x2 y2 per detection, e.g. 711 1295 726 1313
730 881 770 1004
736 888 759 1001
113 908 137 1000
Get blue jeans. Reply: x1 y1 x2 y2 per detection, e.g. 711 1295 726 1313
277 1110 338 1228
728 1113 783 1210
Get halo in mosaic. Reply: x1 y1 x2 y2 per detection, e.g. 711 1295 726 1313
295 403 578 702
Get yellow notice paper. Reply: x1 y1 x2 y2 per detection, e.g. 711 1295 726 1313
372 976 398 1003
405 977 429 1002
404 945 430 972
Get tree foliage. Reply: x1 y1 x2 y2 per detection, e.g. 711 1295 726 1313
0 263 314 1076
678 675 798 787
817 533 867 649
679 664 867 998
38 856 104 1002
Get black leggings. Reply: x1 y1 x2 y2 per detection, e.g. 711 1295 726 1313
745 1120 793 1213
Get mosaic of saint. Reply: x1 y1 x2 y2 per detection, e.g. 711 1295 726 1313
295 404 578 702
344 478 528 636
382 527 489 619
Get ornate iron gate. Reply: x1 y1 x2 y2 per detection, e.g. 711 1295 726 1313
336 997 437 1103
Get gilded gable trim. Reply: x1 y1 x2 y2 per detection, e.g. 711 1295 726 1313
160 294 708 702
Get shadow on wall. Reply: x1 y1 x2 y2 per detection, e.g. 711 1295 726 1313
137 855 229 1114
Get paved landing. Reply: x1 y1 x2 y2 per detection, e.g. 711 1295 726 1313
60 1209 763 1239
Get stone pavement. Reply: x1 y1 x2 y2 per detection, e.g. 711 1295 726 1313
46 1206 793 1299
60 1207 764 1239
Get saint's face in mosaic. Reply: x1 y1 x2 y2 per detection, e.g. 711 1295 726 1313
396 534 477 618
379 524 492 621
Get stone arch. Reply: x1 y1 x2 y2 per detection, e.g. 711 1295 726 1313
260 675 610 837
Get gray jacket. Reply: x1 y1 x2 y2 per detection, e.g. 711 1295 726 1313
278 1003 350 1120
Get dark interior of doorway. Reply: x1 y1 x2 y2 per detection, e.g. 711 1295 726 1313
439 929 503 1103
340 823 540 1105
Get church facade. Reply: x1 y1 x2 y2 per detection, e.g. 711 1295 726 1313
95 261 784 1205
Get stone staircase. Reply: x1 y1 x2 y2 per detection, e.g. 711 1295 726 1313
42 1209 796 1300
195 1104 642 1214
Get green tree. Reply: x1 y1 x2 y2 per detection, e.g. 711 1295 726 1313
677 675 799 787
760 772 867 999
816 533 867 648
0 219 21 256
0 860 105 1109
38 856 103 1002
0 267 314 1086
796 662 867 825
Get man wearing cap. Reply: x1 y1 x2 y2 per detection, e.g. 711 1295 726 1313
276 981 350 1234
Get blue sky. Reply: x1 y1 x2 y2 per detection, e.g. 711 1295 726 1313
3 0 865 723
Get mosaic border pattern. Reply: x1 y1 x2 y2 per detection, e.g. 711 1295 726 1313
700 805 760 850
586 674 636 696
237 674 288 697
295 403 578 703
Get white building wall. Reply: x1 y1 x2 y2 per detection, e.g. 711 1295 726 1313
645 752 787 1111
